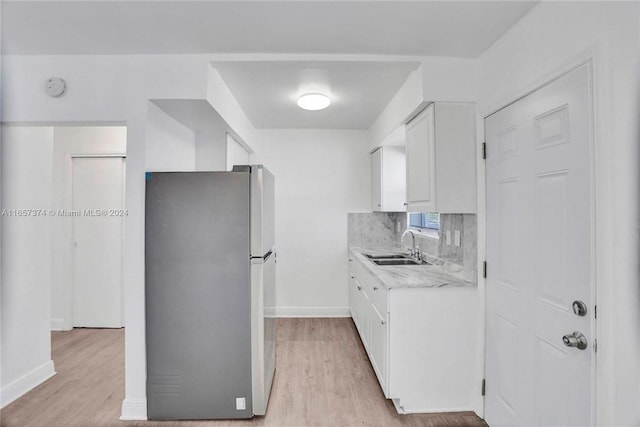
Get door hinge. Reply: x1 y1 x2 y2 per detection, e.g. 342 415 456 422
594 339 598 353
482 142 487 160
483 261 487 278
481 379 486 396
594 304 597 319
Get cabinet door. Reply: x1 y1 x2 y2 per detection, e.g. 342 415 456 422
433 103 477 213
351 274 371 348
406 104 436 212
349 268 358 323
358 286 371 350
370 304 388 395
371 148 383 211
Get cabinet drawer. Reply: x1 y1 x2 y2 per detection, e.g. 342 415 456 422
349 256 371 283
369 280 388 315
350 255 388 314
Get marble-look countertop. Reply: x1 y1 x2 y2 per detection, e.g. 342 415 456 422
349 247 476 290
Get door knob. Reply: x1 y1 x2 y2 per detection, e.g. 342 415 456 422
562 331 588 350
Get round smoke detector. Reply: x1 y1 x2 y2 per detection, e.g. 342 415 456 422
45 77 66 97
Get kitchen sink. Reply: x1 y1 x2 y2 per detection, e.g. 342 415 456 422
362 252 431 266
371 259 427 266
364 253 407 260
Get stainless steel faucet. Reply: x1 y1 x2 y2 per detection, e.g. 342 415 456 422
401 229 420 261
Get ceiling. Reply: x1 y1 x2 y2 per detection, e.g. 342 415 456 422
212 61 420 129
3 1 538 130
2 1 537 57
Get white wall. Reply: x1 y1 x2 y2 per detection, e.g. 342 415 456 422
50 126 127 331
250 129 370 316
476 2 640 425
2 55 209 124
145 103 196 171
1 126 56 407
206 66 258 147
225 133 249 171
195 133 227 171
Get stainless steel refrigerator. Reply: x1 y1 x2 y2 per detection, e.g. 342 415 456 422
145 165 276 420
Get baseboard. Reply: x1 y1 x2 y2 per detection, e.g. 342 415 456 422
120 398 147 420
274 307 350 318
50 318 69 331
1 360 56 408
403 406 476 414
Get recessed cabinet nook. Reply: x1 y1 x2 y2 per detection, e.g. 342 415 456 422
371 145 406 212
405 102 476 214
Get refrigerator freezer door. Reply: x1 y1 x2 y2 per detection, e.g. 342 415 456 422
250 253 276 416
145 171 253 420
251 166 275 257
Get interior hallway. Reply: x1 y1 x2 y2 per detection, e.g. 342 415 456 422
1 318 487 427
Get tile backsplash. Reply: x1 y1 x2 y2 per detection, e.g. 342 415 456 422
347 212 404 249
347 211 477 282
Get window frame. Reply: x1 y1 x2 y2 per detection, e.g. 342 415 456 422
407 212 440 239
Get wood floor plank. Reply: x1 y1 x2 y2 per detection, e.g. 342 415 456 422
1 319 487 427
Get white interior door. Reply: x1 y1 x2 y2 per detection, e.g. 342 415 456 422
485 63 594 426
72 156 125 328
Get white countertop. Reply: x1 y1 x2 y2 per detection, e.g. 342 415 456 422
349 247 476 289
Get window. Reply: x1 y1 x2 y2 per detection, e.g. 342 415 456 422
409 212 440 230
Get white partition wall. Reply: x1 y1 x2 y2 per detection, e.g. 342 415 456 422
226 133 250 171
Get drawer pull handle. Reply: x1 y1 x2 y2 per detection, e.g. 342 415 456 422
357 286 362 291
381 320 386 325
373 286 378 291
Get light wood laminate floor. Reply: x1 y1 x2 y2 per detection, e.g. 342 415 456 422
1 318 487 427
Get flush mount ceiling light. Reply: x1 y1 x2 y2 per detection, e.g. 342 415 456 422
297 93 331 111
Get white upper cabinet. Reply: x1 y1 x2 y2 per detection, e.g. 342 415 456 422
371 145 406 212
405 102 476 213
406 104 436 211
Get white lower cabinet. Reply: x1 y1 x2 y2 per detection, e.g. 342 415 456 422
348 254 479 414
349 273 369 344
349 264 387 393
369 305 388 392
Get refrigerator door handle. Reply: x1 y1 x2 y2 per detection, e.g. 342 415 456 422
251 249 273 262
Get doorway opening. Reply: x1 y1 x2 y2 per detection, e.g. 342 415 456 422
51 126 128 330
